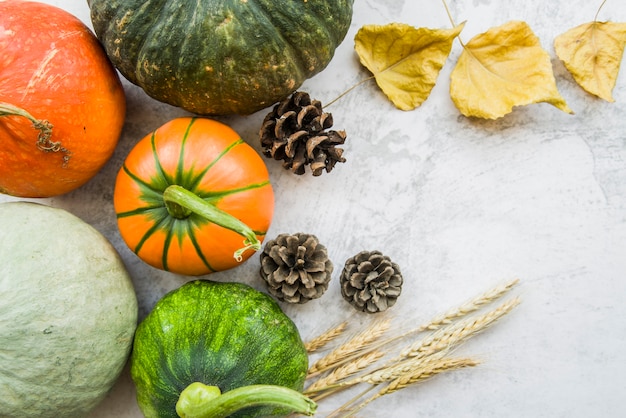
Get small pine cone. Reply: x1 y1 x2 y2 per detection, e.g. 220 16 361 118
259 91 346 176
340 250 403 314
260 233 333 303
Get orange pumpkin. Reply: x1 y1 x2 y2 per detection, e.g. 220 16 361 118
114 117 275 276
0 0 126 198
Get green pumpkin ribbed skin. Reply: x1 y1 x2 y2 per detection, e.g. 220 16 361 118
130 280 309 418
87 0 354 115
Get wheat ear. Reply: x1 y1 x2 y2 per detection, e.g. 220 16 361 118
305 321 348 353
308 317 391 376
344 294 520 387
305 349 384 395
350 348 449 385
381 357 480 395
333 356 479 418
401 296 521 359
419 278 519 331
363 278 519 366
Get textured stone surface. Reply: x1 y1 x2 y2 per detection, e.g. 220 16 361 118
2 1 626 417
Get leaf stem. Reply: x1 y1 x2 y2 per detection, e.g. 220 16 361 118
594 0 607 21
176 382 317 418
325 76 375 108
441 0 466 47
441 0 456 28
162 184 261 261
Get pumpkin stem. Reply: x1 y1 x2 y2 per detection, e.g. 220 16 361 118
176 382 317 418
0 102 71 166
162 185 262 261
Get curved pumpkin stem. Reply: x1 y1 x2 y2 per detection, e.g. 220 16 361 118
176 382 317 418
0 102 71 165
162 184 262 261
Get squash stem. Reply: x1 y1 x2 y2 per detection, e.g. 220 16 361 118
162 184 261 261
0 102 71 165
176 382 317 418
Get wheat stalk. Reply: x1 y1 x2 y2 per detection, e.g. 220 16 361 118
350 348 449 386
332 356 480 418
305 280 521 417
305 349 384 395
308 317 391 376
304 321 348 353
341 295 519 387
419 278 519 331
382 357 480 395
401 296 521 359
354 278 519 368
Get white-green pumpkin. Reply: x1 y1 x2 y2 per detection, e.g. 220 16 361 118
0 201 138 417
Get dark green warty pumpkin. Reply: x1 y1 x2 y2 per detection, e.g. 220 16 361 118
87 0 354 115
130 280 310 418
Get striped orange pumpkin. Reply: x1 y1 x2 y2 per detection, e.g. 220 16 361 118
113 117 274 276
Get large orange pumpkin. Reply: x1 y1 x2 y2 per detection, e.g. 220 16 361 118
114 117 275 276
0 0 126 198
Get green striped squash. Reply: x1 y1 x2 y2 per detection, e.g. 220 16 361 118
130 280 310 418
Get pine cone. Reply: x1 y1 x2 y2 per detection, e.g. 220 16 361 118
259 91 346 176
340 250 403 313
260 233 333 303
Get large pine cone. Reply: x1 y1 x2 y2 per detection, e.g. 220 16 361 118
259 91 346 176
260 233 334 303
340 250 403 313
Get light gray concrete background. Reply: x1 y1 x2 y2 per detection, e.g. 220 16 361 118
2 0 626 417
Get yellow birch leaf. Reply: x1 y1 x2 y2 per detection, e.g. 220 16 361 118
354 22 465 111
450 20 573 119
554 21 626 102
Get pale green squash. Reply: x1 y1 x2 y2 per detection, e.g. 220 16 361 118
0 202 138 418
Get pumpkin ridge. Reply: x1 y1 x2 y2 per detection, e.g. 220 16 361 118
186 220 216 273
116 205 165 219
134 211 173 256
146 4 227 109
174 117 197 185
245 0 331 77
151 129 175 186
132 2 176 88
136 323 184 413
235 0 305 81
161 217 183 271
161 216 217 273
188 137 246 193
121 163 167 198
160 217 190 272
195 180 271 199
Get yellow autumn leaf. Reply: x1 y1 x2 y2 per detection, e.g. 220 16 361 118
450 20 573 119
354 22 464 111
554 21 626 102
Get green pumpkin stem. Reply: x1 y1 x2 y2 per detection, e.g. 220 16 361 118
162 184 261 261
176 382 317 418
0 102 71 165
